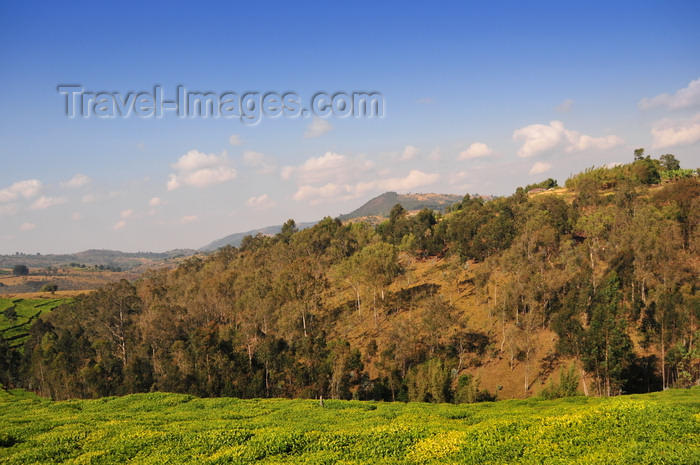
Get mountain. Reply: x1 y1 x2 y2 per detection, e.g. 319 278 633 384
199 222 318 252
337 192 463 220
199 192 465 251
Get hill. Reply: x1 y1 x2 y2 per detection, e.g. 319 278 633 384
0 387 697 464
199 221 318 252
337 192 463 220
0 249 195 271
2 156 698 406
200 192 465 251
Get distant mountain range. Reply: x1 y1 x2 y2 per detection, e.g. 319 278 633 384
199 192 465 251
0 249 195 270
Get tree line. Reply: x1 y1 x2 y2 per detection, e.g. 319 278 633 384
1 152 698 401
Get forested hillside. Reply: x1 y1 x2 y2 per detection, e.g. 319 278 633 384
3 153 698 402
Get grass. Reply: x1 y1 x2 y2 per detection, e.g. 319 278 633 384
0 297 71 349
0 388 698 464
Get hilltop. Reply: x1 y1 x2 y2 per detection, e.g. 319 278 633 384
199 192 466 251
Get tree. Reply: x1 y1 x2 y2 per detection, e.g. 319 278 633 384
659 153 680 171
12 264 28 276
634 148 645 161
40 283 58 294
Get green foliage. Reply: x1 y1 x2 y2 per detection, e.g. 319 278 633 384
39 283 57 294
539 364 580 400
524 178 558 192
0 388 698 464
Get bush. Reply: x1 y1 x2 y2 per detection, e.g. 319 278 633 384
539 364 580 400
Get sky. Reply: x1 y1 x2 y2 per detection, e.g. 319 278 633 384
1 1 699 254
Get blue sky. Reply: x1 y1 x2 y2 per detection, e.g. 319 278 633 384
1 1 699 253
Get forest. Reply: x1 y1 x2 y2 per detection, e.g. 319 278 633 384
1 151 698 403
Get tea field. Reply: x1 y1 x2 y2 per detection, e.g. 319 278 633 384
0 388 698 464
0 298 71 349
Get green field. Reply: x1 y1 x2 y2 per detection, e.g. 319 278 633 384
0 298 71 350
0 388 698 464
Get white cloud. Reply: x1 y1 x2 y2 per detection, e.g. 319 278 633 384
555 99 574 113
529 162 552 175
651 113 700 149
60 174 90 189
416 97 434 104
137 141 145 150
171 150 224 172
293 183 345 202
293 170 440 203
459 142 493 160
639 77 700 110
286 152 375 185
513 121 565 158
513 121 622 157
71 212 83 221
30 196 67 210
148 197 162 207
20 223 36 231
121 209 134 219
379 170 440 192
563 131 623 153
113 221 126 230
242 150 276 175
167 150 237 190
82 194 95 203
246 193 277 209
180 215 198 224
401 145 420 161
304 117 333 138
229 134 243 146
0 179 42 203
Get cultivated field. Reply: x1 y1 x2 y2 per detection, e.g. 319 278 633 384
0 388 698 464
0 298 71 349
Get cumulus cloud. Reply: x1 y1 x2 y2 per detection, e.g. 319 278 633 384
0 179 42 203
180 215 198 224
513 121 622 157
30 196 67 210
246 193 276 209
283 152 375 185
416 97 434 104
401 145 420 161
563 130 623 153
304 117 333 138
148 197 162 207
459 142 493 160
229 134 243 146
639 77 700 110
529 162 553 175
293 170 440 203
60 174 90 189
121 209 134 219
167 150 237 190
113 221 126 230
71 212 83 221
20 223 36 231
513 121 565 158
242 151 276 175
651 114 700 149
